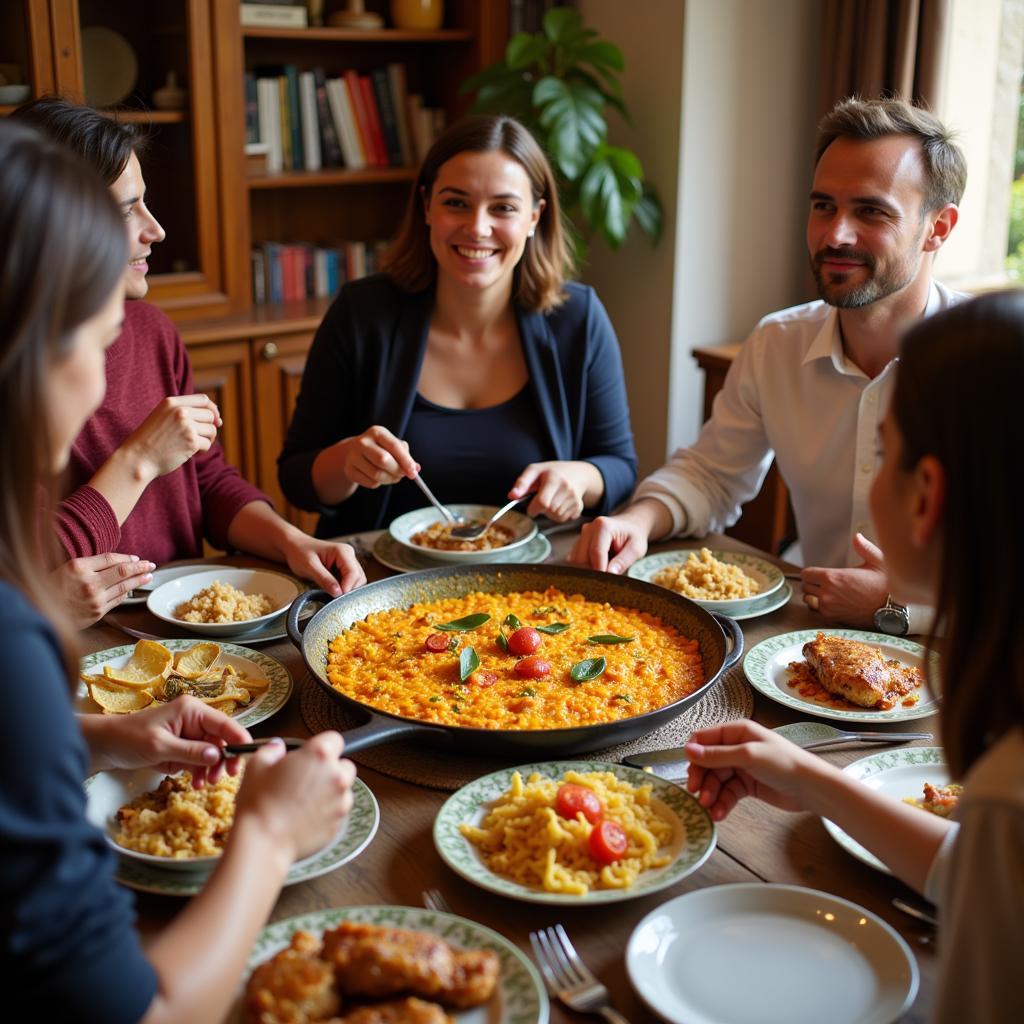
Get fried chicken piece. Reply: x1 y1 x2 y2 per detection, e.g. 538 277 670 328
245 930 341 1024
802 632 922 709
330 996 454 1024
321 922 498 1008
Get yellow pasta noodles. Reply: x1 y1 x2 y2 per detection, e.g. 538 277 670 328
459 769 675 895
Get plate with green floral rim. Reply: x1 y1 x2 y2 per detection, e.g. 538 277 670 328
78 639 293 729
99 777 379 896
433 760 716 906
726 580 793 621
743 629 939 724
628 548 786 611
233 905 548 1024
821 746 948 874
373 531 552 574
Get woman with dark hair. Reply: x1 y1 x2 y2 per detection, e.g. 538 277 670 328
683 292 1024 1020
0 119 355 1023
15 96 365 627
278 113 637 537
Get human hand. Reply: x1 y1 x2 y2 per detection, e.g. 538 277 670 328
567 501 664 572
684 720 825 821
125 394 222 482
509 460 602 522
51 553 155 628
336 426 419 490
234 732 356 862
280 534 366 598
87 696 251 786
800 534 888 627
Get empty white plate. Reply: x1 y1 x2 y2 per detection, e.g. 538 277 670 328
627 883 918 1024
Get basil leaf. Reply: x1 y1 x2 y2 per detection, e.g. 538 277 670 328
435 613 491 632
503 613 522 631
537 622 570 635
459 646 481 682
587 634 635 645
613 693 633 703
570 656 606 682
496 632 509 653
518 687 537 697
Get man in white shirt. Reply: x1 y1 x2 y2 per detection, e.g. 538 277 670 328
571 97 966 633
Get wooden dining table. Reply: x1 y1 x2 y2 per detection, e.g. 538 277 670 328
84 531 940 1023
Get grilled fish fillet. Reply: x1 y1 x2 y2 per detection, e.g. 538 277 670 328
802 633 921 709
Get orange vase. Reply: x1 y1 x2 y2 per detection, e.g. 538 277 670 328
390 0 444 31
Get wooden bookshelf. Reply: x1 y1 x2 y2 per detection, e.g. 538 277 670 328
247 167 417 189
241 27 474 43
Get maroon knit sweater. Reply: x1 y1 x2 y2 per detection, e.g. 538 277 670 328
55 301 269 564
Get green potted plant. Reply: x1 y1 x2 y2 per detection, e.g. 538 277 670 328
462 5 661 255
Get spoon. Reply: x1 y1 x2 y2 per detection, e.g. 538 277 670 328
411 473 460 524
449 497 525 540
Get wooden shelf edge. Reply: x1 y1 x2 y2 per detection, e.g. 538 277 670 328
110 110 188 124
242 26 473 43
180 296 336 344
247 167 417 189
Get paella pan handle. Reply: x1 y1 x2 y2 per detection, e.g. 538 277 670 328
287 589 330 648
712 613 744 673
340 714 452 755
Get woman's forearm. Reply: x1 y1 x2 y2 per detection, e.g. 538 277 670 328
140 815 292 1024
311 441 359 506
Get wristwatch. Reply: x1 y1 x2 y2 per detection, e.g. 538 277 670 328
874 594 910 636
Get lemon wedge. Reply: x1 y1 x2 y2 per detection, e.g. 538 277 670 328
103 639 174 688
173 642 222 680
87 676 155 714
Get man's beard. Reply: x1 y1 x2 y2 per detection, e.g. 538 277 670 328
810 246 917 309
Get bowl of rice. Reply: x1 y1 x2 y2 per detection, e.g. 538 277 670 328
147 567 301 637
389 503 537 563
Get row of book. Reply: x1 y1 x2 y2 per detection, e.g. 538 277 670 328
251 240 389 305
244 64 445 174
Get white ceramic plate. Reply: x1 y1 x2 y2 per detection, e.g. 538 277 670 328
743 629 939 723
80 26 138 107
628 548 785 611
626 883 919 1024
434 760 715 906
78 639 292 728
92 778 379 896
373 530 551 574
122 563 235 606
147 568 302 637
727 580 793 621
822 746 948 874
234 905 548 1024
389 503 538 563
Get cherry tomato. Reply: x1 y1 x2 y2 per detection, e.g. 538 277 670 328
424 633 450 653
588 820 628 864
507 626 542 656
514 656 552 679
469 671 498 688
555 783 604 825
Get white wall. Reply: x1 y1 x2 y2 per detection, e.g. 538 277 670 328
579 0 821 472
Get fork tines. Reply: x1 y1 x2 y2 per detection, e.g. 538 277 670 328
530 923 594 990
421 888 454 914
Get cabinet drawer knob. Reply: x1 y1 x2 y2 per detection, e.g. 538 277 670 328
261 341 279 360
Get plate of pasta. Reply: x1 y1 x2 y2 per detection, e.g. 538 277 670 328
433 761 716 905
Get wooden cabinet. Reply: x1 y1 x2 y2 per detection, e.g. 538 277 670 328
692 343 797 556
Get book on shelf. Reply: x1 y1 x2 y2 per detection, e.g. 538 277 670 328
358 74 390 168
240 3 308 29
284 65 303 171
277 77 293 170
243 72 259 145
298 71 321 171
312 67 343 168
343 70 380 168
386 63 414 166
255 77 283 173
252 239 389 305
370 68 404 167
325 76 365 169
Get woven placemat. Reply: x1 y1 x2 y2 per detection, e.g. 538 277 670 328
299 668 753 791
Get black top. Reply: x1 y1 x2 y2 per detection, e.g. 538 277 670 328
388 386 549 519
0 580 157 1022
277 275 638 537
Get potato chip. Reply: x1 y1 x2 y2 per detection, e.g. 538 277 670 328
88 677 155 714
173 642 222 680
103 639 174 688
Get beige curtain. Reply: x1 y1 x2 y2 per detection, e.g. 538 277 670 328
818 0 953 118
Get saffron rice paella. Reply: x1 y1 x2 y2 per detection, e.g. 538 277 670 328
325 586 705 729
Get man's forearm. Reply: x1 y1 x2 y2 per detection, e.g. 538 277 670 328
86 444 157 526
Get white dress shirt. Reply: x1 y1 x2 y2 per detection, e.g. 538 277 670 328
636 280 961 571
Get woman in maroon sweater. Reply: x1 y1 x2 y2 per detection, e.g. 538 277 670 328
16 98 364 624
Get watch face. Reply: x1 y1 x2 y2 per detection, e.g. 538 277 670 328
874 606 909 635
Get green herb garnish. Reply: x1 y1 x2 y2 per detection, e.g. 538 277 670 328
537 622 570 635
496 632 509 653
459 646 481 682
613 693 633 703
451 704 462 714
435 613 491 632
429 695 442 703
587 634 635 645
503 613 522 631
570 657 607 682
518 687 538 697
533 604 568 615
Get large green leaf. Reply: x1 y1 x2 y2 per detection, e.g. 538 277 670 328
471 76 535 121
633 187 664 244
506 32 550 70
534 77 606 179
543 6 584 43
580 147 644 248
577 41 625 72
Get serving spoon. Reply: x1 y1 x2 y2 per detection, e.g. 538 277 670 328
449 497 526 540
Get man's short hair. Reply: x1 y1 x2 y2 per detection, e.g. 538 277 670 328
815 96 967 210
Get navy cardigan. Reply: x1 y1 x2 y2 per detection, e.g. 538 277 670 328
278 275 638 538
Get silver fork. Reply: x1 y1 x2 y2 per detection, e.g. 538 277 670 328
421 888 454 914
530 924 631 1024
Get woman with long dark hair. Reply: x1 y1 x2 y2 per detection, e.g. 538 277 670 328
0 120 355 1023
278 113 638 537
684 292 1024 1020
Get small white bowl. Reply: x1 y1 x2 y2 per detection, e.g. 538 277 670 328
146 567 301 637
85 768 333 875
388 503 537 563
0 84 31 104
